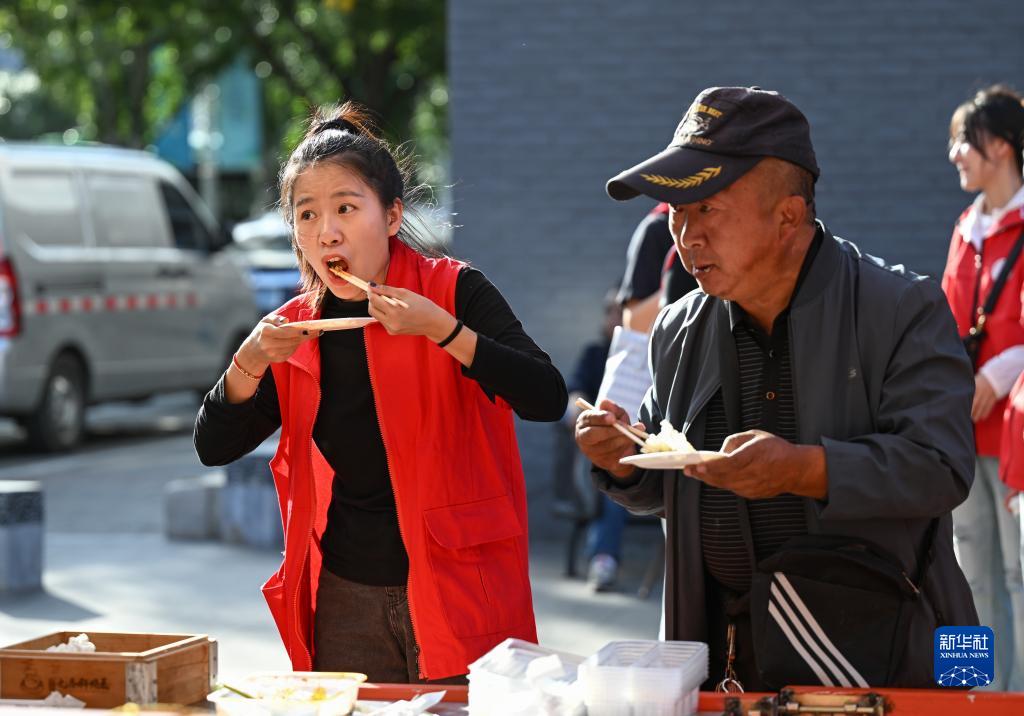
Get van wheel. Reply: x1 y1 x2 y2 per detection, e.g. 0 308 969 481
26 354 86 452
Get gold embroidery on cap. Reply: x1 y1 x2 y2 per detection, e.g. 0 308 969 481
641 166 722 190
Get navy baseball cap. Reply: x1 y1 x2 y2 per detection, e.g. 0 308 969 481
606 87 820 204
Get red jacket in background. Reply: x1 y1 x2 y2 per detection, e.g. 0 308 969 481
942 205 1024 456
1001 372 1024 490
262 238 537 679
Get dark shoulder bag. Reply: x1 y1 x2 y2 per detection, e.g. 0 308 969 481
963 233 1024 370
749 523 941 688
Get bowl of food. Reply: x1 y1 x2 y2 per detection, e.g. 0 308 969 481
208 672 367 716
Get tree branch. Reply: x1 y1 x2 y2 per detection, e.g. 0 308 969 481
237 3 316 101
275 0 352 100
127 39 159 147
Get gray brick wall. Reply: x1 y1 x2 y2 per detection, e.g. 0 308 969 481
449 0 1024 525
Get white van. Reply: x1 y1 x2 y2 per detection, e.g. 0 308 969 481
0 143 259 451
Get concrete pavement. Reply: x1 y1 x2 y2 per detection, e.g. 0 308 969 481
0 531 662 680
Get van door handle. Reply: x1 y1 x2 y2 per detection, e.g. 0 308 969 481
157 267 191 279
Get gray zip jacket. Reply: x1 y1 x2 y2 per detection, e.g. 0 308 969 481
595 224 978 675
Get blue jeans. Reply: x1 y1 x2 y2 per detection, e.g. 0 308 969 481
586 495 628 559
953 456 1024 690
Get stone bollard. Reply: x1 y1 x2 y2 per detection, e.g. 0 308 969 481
164 471 225 541
220 442 283 550
0 480 43 593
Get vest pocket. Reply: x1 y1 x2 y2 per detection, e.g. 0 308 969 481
422 495 532 637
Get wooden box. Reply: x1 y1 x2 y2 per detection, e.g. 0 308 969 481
0 631 218 707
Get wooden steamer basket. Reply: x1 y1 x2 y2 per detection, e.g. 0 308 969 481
0 631 218 708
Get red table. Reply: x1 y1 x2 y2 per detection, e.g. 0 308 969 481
358 682 1024 714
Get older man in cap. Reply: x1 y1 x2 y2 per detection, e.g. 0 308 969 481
576 87 978 690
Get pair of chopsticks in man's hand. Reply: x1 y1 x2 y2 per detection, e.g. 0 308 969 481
574 397 649 447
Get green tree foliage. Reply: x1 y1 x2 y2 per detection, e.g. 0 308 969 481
0 0 445 161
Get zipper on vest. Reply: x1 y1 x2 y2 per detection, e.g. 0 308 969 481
365 336 426 679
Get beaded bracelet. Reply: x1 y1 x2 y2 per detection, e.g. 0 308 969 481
232 353 265 382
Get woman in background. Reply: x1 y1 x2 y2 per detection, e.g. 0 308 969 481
942 84 1024 690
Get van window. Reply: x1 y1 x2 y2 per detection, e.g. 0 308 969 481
85 173 171 249
159 182 212 252
6 170 86 247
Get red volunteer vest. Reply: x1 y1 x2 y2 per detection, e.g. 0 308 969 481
941 205 1024 456
261 238 537 679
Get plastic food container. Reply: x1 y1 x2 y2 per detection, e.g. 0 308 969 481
468 638 586 715
577 640 708 716
208 672 367 716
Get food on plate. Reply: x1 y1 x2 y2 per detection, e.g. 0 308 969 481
240 677 354 702
208 672 367 716
640 420 695 454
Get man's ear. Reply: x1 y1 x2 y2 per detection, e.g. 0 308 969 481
387 198 405 236
777 194 807 239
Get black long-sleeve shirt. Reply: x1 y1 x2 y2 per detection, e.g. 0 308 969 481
195 267 567 586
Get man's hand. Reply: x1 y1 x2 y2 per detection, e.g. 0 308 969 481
574 399 642 480
682 429 827 500
972 374 999 422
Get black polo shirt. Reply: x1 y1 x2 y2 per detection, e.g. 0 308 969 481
699 231 822 594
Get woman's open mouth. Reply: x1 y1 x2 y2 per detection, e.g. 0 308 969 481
325 257 350 278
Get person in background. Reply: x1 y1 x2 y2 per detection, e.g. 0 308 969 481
943 84 1024 690
586 205 699 591
194 102 566 683
560 289 624 590
617 203 699 328
566 288 622 421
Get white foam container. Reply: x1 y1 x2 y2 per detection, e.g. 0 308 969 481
577 640 708 716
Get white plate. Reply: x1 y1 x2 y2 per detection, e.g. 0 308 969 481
208 671 366 716
286 317 377 332
619 450 725 469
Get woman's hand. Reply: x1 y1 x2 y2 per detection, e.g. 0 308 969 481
236 315 318 375
224 315 317 404
972 373 999 422
1005 488 1021 515
367 283 456 340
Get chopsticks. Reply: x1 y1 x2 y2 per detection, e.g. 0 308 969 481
574 397 650 447
217 683 257 699
332 268 410 309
